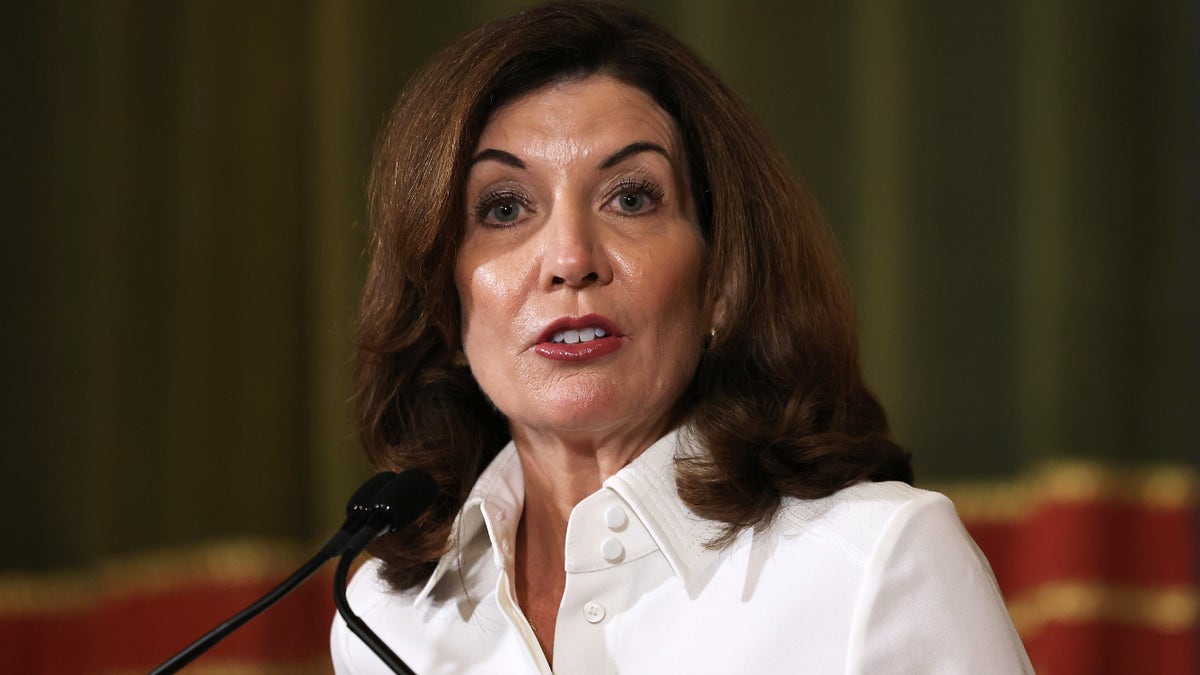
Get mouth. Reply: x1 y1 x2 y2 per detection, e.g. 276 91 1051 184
533 314 624 362
536 314 622 345
548 325 609 344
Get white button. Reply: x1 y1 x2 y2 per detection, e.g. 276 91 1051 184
583 601 606 623
604 505 628 530
496 510 506 522
600 537 624 562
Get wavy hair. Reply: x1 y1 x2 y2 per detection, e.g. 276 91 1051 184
355 0 913 590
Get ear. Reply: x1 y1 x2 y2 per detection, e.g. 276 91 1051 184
707 276 734 339
452 349 471 368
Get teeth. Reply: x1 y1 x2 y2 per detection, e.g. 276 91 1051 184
550 326 609 344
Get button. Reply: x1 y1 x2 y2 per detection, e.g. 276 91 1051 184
600 537 624 562
496 510 506 522
604 505 628 530
583 601 606 623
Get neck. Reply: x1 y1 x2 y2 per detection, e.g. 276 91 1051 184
509 423 673 664
511 423 668 527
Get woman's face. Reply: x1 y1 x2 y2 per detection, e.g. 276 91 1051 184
455 75 706 448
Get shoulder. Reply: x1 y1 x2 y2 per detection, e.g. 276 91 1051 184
771 480 962 570
768 482 1035 674
342 556 417 609
330 558 424 674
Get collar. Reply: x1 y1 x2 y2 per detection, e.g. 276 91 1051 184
412 427 725 606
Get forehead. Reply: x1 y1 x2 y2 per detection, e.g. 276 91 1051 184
475 75 680 158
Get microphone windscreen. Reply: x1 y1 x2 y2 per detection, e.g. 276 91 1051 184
345 472 398 522
371 468 438 532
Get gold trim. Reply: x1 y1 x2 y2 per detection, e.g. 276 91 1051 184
0 538 311 616
1008 582 1198 635
931 461 1199 523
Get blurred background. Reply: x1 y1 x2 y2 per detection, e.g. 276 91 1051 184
2 1 1196 673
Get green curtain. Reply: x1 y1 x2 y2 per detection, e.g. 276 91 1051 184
4 0 1195 578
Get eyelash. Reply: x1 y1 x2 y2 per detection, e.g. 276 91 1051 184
472 188 532 226
608 178 666 212
470 177 667 226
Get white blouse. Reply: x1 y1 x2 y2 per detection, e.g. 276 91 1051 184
331 429 1034 674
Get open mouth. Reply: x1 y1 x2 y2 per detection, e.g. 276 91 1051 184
534 315 623 361
548 326 609 344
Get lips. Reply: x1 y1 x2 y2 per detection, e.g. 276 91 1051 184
533 314 623 362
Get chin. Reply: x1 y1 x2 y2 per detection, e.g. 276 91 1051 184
510 393 647 438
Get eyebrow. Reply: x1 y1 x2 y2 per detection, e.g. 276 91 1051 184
469 148 525 169
598 141 671 169
468 141 671 172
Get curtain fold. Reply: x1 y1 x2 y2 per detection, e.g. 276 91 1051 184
3 1 1195 672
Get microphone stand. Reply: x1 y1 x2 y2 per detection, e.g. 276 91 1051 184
333 532 416 674
331 470 438 675
148 469 434 673
148 471 412 674
149 533 346 674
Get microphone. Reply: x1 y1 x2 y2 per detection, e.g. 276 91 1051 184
320 471 403 558
343 468 439 556
149 470 422 674
334 468 438 675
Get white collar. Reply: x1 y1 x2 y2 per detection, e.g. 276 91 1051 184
412 427 725 606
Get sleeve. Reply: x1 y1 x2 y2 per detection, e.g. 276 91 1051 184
845 491 1035 674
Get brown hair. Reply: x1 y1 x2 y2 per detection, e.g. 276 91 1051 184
356 0 912 590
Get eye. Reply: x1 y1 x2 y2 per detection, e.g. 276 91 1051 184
617 192 646 212
490 201 522 223
606 178 665 216
473 188 533 227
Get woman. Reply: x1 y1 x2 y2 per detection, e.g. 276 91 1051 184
334 2 1033 673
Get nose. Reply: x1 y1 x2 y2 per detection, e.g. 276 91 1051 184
539 206 613 290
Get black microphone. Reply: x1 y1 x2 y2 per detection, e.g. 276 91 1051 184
150 471 406 674
335 468 438 674
320 471 403 557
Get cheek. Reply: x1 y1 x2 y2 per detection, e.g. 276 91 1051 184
455 246 538 355
453 263 477 338
458 263 507 324
649 238 705 321
622 243 706 383
455 251 490 351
